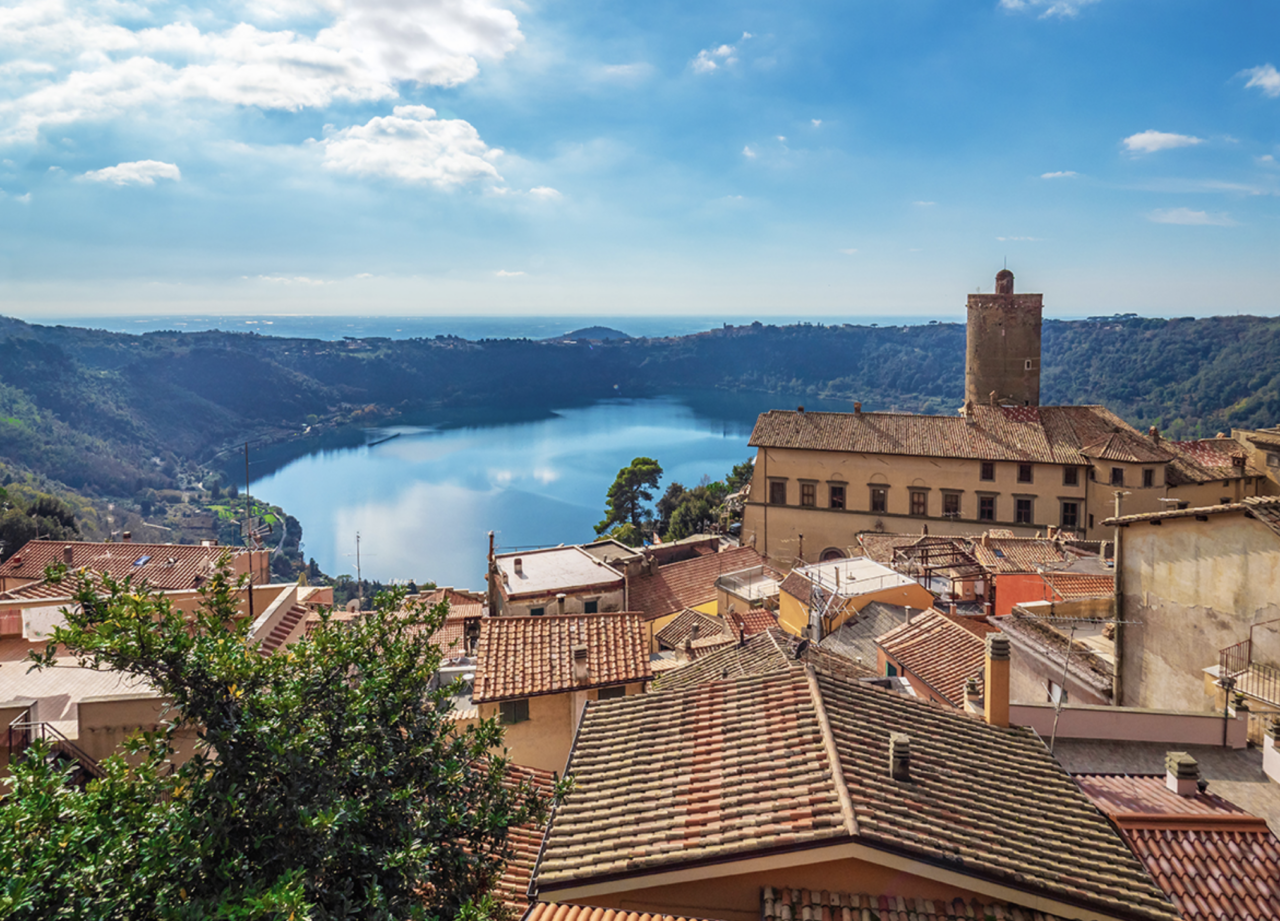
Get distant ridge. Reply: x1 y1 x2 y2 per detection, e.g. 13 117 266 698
549 326 631 341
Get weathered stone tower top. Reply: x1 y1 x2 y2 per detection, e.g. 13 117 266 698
965 270 1043 408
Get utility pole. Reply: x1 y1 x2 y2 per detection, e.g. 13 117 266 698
245 442 255 622
356 531 363 612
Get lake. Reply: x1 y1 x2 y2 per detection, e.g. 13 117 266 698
248 390 852 588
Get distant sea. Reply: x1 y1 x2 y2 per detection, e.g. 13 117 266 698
34 314 959 341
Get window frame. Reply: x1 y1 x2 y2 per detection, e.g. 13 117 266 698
799 482 817 508
980 462 995 482
1015 497 1033 525
1060 500 1079 530
1017 464 1033 484
978 495 996 522
909 490 927 517
529 606 545 617
1063 467 1079 487
828 484 846 509
768 480 788 505
583 599 599 614
1142 468 1154 488
942 491 961 518
869 486 888 514
596 685 626 701
499 699 530 724
1110 467 1125 487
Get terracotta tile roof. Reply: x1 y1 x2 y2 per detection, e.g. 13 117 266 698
728 607 777 637
749 405 1148 466
762 888 1066 921
627 546 766 621
426 615 469 654
494 763 557 912
525 904 725 921
1166 438 1265 486
654 609 730 649
1076 774 1280 921
971 537 1070 574
0 540 255 598
687 634 736 658
537 662 1175 921
819 602 913 670
874 608 991 707
858 533 959 565
1106 496 1280 540
418 587 486 618
1080 430 1176 464
1042 571 1114 600
650 628 795 691
474 613 652 703
993 613 1113 698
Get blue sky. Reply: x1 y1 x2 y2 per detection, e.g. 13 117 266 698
0 0 1277 318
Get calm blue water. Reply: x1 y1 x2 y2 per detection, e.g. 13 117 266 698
34 314 958 341
247 392 850 588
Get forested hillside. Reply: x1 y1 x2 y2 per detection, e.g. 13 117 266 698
2 313 1278 511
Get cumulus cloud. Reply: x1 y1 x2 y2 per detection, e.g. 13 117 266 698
318 105 502 186
1240 64 1280 98
79 159 180 185
742 144 756 158
811 118 822 127
0 0 523 143
494 269 524 276
1041 170 1077 179
998 0 1101 17
527 185 561 199
1147 207 1236 226
691 33 751 73
1123 130 1204 154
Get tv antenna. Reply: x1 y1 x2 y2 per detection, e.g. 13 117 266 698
345 532 375 611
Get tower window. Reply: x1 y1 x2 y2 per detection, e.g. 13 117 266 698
1025 359 1033 371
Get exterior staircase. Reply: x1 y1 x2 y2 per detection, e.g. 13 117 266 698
8 712 106 787
257 603 309 655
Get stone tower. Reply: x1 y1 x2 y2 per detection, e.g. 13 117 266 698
965 269 1043 407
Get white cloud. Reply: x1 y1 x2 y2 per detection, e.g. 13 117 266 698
0 0 523 143
1147 207 1236 226
998 0 1101 17
912 200 936 206
1123 130 1204 154
776 135 786 142
1259 154 1277 166
494 269 524 276
597 62 652 82
16 192 32 203
318 105 502 186
79 159 180 185
1240 64 1280 98
811 118 822 127
742 144 756 158
527 185 561 199
691 36 746 73
252 274 330 284
1041 170 1077 179
838 248 857 255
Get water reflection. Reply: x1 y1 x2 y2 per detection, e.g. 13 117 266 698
250 396 780 588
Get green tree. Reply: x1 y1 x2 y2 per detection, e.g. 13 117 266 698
596 457 663 539
655 482 686 537
664 491 713 542
1 563 555 919
726 458 755 492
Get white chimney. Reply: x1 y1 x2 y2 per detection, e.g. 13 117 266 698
1165 752 1199 796
514 557 523 576
557 592 566 615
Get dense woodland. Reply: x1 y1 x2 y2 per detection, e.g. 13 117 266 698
1 312 1278 554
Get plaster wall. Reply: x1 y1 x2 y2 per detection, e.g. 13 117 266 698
743 446 1090 568
1006 639 1111 707
1119 514 1280 711
481 682 644 773
1009 702 1247 748
498 587 625 618
77 693 202 766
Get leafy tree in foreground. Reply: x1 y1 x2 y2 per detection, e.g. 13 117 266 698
595 456 663 542
0 563 555 920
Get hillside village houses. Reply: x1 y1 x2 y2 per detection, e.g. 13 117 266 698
7 269 1280 920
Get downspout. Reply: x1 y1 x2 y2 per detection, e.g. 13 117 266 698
1111 494 1125 707
762 448 769 566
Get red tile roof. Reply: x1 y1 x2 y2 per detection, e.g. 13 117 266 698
971 537 1070 573
654 609 729 649
536 664 1175 921
1076 774 1280 921
474 613 651 703
0 540 257 598
1080 430 1176 464
728 607 777 637
763 888 1067 921
749 404 1149 466
1167 438 1265 486
875 608 992 707
526 905 725 921
494 763 557 912
627 546 765 621
1043 571 1114 600
419 587 485 618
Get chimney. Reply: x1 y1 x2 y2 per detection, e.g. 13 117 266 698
1165 752 1199 796
904 606 913 624
989 390 998 407
981 532 990 549
1047 526 1057 540
984 633 1010 728
513 557 523 577
1148 426 1160 442
682 636 694 662
889 732 911 781
797 406 805 413
854 401 862 415
691 623 701 640
571 644 589 684
62 545 74 564
556 592 566 615
949 603 957 617
122 531 132 543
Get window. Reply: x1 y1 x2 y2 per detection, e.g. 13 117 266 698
886 662 898 677
870 487 887 514
499 699 530 724
1061 501 1079 530
1268 453 1280 468
829 484 846 509
769 480 787 505
910 491 927 517
529 606 545 617
980 462 995 481
1025 359 1034 371
1089 513 1095 529
583 599 598 614
1142 468 1154 488
942 493 960 517
979 496 995 521
597 686 626 701
800 483 816 507
1110 467 1125 487
1018 464 1033 484
1015 497 1033 525
1063 467 1079 487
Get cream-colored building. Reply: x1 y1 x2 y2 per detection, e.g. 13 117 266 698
741 272 1275 570
777 556 933 639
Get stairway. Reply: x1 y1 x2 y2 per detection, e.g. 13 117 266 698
258 604 309 655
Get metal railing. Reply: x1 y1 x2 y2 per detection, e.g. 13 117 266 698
1220 637 1280 708
7 710 107 781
